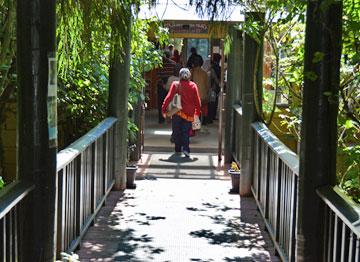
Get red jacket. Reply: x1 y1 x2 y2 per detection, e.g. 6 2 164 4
162 80 201 119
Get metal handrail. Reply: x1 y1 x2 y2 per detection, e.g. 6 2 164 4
0 181 35 220
317 186 360 237
56 116 117 257
251 121 299 262
57 117 117 171
251 122 299 175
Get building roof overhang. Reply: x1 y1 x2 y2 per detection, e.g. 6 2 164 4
139 1 244 39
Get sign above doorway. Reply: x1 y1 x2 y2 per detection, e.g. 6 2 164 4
164 22 208 34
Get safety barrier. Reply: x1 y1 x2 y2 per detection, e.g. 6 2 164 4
0 181 34 261
251 122 299 261
317 186 360 261
56 117 117 257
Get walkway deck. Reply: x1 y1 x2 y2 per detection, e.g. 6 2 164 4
76 153 280 261
144 109 221 153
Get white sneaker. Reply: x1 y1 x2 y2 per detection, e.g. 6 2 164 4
183 151 190 158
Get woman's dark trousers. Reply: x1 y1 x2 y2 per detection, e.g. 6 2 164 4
172 115 192 153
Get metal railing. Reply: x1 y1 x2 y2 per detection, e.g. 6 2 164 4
56 117 117 257
0 181 34 261
317 186 360 262
251 122 299 262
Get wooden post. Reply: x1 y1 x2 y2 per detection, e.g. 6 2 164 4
239 12 264 196
296 1 343 261
108 13 132 190
224 27 243 163
217 40 225 162
131 101 142 161
17 0 57 260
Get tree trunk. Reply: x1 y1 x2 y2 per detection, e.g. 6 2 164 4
108 12 132 190
296 1 343 260
239 12 264 196
17 0 57 260
224 27 243 163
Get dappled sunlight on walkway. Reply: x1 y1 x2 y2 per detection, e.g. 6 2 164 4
77 179 279 261
136 153 228 180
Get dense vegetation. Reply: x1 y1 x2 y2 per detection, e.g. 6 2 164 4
0 0 16 184
0 0 357 201
261 1 359 203
193 0 359 202
56 0 166 147
0 0 166 183
257 0 359 202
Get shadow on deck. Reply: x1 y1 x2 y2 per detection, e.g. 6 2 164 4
76 154 280 261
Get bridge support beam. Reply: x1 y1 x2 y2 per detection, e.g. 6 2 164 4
108 13 132 190
17 0 57 260
224 27 243 163
296 1 343 261
239 12 264 196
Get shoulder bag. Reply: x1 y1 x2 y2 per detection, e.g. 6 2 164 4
166 82 182 117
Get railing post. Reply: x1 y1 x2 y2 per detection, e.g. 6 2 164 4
17 0 57 260
130 101 143 161
224 26 243 163
239 12 264 196
296 1 343 261
56 170 65 258
108 11 132 190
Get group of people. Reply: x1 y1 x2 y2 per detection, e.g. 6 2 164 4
157 44 222 157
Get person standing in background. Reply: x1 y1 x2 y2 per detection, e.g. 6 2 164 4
186 47 203 69
207 53 221 123
171 49 181 64
202 54 212 72
191 56 209 125
165 64 181 91
168 44 174 56
161 68 201 158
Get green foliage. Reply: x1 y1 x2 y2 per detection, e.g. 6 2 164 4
129 17 165 107
127 16 167 156
56 0 113 146
0 0 16 96
56 1 165 147
128 120 139 142
232 0 359 201
0 0 16 183
262 88 275 114
0 176 4 189
343 0 360 64
338 145 360 203
244 1 306 126
57 61 109 146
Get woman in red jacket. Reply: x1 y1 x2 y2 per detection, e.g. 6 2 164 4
162 68 201 157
